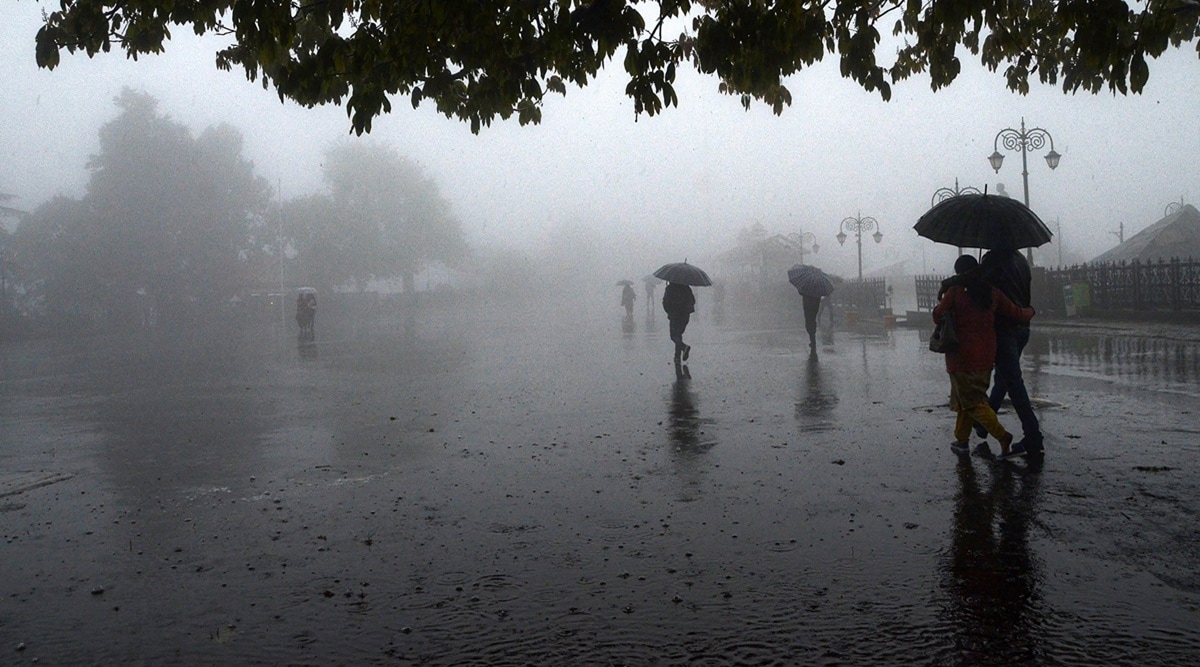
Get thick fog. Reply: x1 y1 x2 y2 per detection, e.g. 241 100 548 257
3 3 1199 297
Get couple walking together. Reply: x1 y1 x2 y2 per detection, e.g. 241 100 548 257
934 249 1044 460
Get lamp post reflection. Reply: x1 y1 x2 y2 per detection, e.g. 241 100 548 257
988 118 1061 265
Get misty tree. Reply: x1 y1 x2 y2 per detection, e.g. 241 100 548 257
283 142 468 293
7 195 95 328
12 89 272 331
34 1 1200 134
0 194 25 316
0 192 27 219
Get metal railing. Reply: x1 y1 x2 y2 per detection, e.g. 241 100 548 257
914 257 1200 316
831 278 888 312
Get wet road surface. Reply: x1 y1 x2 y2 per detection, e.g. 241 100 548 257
2 300 1198 665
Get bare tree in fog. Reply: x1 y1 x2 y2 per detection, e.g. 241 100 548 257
7 89 271 335
282 142 468 294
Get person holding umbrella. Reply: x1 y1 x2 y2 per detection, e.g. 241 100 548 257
915 190 1053 457
933 255 1035 460
663 282 695 361
618 280 637 317
787 264 835 353
654 262 712 363
978 248 1043 454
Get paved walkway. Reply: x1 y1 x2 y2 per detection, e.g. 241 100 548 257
1 302 1197 664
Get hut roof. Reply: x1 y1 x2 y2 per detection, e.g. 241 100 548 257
1091 204 1200 263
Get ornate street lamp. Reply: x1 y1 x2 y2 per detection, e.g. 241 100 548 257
836 214 882 284
789 231 819 265
930 179 982 254
989 118 1060 264
930 178 982 207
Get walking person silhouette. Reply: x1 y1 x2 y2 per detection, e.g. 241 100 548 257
662 281 695 363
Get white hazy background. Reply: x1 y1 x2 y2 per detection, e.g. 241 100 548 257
3 1 1199 283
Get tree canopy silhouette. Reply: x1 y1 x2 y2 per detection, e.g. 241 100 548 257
35 1 1200 135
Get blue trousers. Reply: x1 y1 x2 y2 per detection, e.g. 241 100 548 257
989 326 1041 442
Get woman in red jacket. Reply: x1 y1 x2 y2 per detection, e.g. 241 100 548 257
933 255 1035 459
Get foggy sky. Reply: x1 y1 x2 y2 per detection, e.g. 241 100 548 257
3 2 1199 282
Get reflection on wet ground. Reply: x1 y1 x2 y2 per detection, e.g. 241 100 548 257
2 303 1199 664
943 454 1043 664
795 352 839 432
1035 330 1200 397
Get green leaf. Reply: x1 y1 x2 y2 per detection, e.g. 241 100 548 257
1130 51 1149 92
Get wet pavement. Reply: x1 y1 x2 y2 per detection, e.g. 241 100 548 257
2 299 1199 665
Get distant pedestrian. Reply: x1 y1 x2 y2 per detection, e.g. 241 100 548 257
295 292 316 341
621 283 637 317
644 279 657 315
979 248 1043 453
933 255 1035 459
662 281 695 362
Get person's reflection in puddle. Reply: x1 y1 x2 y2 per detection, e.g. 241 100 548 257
298 339 318 361
945 454 1044 663
795 352 838 432
667 361 714 500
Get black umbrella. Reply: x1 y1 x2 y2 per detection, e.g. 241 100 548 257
914 193 1053 250
787 264 834 297
653 262 713 287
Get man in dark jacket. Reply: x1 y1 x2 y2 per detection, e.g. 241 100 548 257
662 282 695 362
979 248 1043 453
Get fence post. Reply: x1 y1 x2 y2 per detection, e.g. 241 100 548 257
1171 257 1181 311
1132 259 1142 311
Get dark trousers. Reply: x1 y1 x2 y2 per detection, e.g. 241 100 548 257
668 314 690 354
801 295 821 347
989 326 1041 443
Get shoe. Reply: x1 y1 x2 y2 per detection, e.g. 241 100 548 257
973 423 988 439
950 441 970 454
1018 435 1044 455
973 442 994 459
682 345 691 361
997 443 1028 461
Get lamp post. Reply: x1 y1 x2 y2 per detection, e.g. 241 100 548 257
836 214 882 284
988 118 1060 264
789 231 819 265
930 178 982 207
1109 221 1125 245
931 179 983 254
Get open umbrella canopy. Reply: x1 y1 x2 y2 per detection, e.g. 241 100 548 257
653 262 713 287
914 193 1053 250
787 264 834 297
